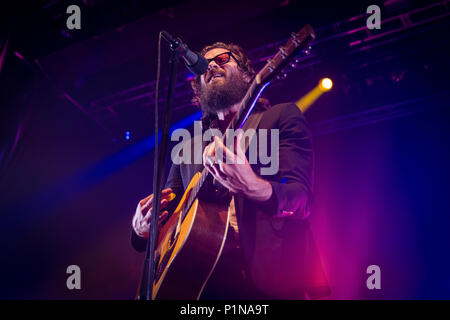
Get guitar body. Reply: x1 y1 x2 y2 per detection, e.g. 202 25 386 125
152 172 230 299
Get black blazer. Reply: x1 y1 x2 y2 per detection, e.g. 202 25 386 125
132 103 330 299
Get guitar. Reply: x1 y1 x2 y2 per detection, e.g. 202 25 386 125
141 24 316 299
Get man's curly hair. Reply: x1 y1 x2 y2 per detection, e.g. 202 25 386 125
190 42 256 107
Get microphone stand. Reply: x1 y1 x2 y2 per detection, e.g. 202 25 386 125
138 43 179 300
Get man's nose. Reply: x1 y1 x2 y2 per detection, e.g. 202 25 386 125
207 59 220 71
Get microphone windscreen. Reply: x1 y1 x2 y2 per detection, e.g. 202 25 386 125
186 54 208 75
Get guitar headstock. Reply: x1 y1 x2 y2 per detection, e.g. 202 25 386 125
255 24 315 85
231 24 316 131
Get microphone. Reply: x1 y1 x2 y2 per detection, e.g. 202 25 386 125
161 31 208 75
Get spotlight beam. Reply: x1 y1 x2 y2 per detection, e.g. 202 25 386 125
296 77 333 112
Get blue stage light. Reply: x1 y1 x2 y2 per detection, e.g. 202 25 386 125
22 111 203 217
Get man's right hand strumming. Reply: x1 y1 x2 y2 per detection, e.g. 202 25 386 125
132 187 174 238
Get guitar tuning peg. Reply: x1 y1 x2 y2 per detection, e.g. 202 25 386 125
276 72 288 80
304 46 312 55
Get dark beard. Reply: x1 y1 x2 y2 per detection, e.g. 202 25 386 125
199 71 250 115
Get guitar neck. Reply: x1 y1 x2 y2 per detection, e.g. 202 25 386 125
230 80 266 130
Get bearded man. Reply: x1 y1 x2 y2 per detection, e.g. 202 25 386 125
131 42 330 299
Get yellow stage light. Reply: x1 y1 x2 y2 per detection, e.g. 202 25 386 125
296 77 333 112
319 78 333 91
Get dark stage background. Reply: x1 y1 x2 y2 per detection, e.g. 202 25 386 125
0 0 449 299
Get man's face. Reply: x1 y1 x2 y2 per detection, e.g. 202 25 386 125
200 48 241 87
198 48 250 115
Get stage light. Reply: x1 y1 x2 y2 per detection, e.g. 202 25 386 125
319 78 333 91
296 77 333 112
125 131 130 141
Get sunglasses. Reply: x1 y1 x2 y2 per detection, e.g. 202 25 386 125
206 51 240 67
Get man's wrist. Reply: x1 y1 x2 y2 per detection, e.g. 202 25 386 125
245 177 273 202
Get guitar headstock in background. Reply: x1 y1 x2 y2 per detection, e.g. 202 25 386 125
255 24 316 86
